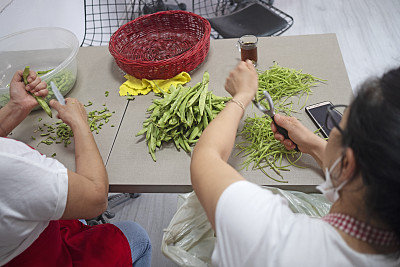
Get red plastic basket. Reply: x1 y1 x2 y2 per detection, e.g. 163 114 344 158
109 11 211 80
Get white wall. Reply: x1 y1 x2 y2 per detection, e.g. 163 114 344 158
0 0 84 42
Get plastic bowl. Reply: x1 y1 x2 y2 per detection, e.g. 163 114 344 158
0 27 79 109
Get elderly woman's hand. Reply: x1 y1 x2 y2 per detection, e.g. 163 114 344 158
8 70 48 111
272 114 327 156
224 60 258 107
50 98 89 131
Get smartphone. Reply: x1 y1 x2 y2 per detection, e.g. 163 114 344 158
305 101 343 138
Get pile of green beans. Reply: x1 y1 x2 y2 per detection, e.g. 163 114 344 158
236 114 303 183
36 120 73 147
237 63 324 182
35 101 115 147
137 71 231 161
88 107 114 134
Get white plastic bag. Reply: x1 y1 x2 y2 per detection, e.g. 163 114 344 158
162 187 331 266
266 187 332 217
162 192 215 267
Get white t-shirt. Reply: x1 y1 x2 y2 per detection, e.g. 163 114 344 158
0 138 68 265
212 181 400 267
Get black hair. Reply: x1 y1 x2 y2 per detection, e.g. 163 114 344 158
342 67 400 245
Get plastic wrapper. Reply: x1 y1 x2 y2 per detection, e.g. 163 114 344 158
162 187 332 266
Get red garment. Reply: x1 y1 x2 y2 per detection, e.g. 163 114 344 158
4 220 132 267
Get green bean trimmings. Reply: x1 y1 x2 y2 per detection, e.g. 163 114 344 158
237 62 325 182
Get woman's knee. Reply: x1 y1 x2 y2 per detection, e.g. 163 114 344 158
112 221 152 262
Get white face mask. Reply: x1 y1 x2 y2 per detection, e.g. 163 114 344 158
316 156 347 203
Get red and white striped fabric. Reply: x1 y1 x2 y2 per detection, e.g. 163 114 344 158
323 213 399 247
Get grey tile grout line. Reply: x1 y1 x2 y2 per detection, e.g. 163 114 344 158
105 99 130 166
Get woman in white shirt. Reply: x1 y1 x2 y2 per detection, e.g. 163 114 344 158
190 60 400 266
0 70 151 266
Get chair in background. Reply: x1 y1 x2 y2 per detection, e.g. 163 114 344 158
82 0 186 46
191 0 293 39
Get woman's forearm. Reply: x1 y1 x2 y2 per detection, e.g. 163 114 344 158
194 100 245 161
308 137 327 169
71 122 108 195
0 103 30 137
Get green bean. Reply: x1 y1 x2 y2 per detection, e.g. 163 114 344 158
169 84 194 113
85 101 93 107
179 90 197 123
37 69 54 76
198 84 208 117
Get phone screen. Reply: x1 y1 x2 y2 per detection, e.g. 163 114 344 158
305 101 342 138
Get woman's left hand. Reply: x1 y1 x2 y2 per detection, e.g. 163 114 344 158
8 70 48 111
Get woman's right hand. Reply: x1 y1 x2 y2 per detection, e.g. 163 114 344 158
224 60 258 107
49 98 89 130
272 114 326 155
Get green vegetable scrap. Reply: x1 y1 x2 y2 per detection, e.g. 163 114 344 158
126 93 135 101
35 103 115 147
237 63 324 182
37 69 54 76
105 91 109 97
37 120 73 147
88 107 113 134
23 66 53 118
137 71 231 161
84 101 93 107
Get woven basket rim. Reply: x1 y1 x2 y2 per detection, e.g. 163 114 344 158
109 10 211 65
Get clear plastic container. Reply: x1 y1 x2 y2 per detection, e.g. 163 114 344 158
0 27 79 109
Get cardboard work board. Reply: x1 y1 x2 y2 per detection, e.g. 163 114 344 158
107 33 353 193
9 46 128 170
